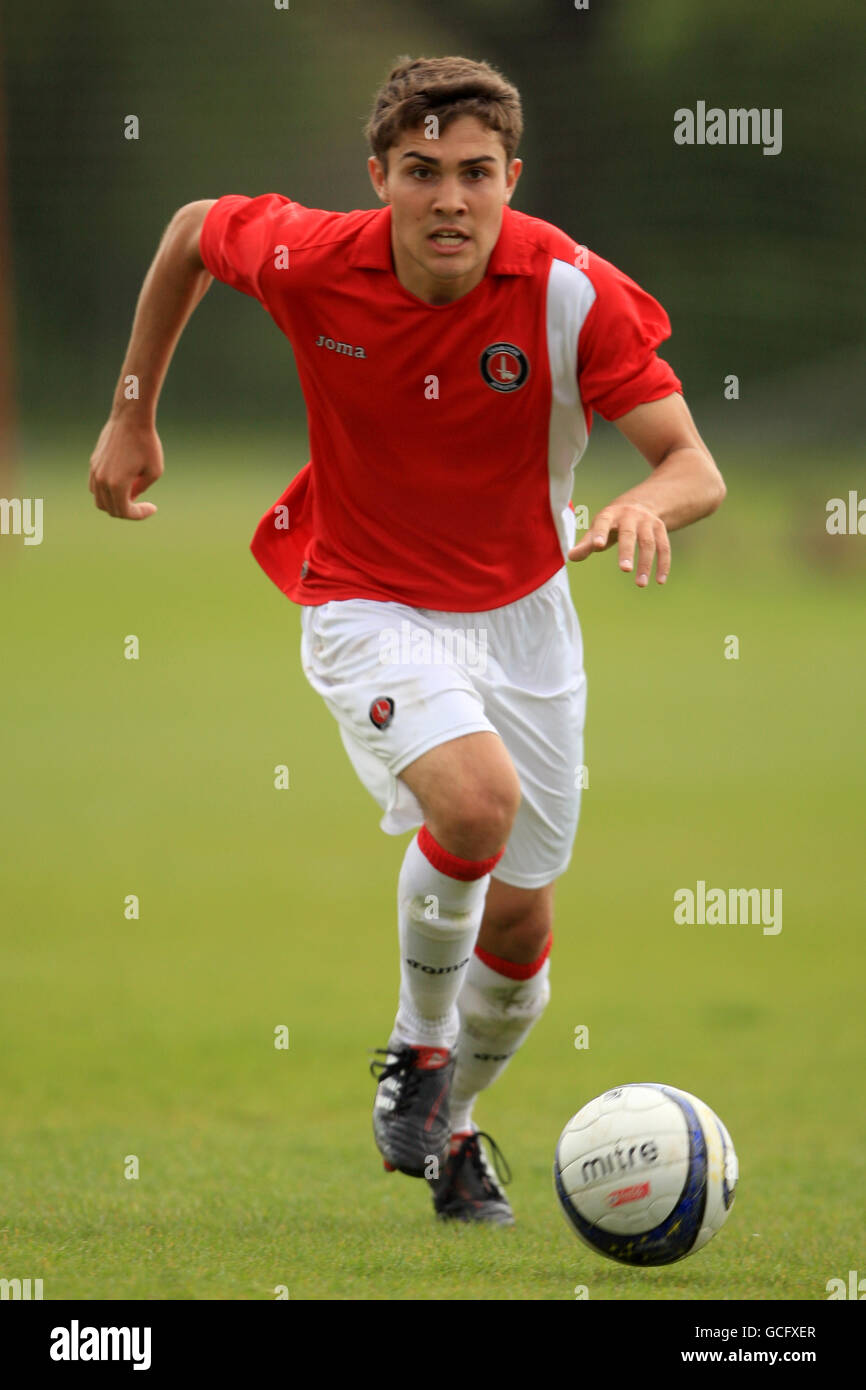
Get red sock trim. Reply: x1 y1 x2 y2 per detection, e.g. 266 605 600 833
474 931 552 981
417 824 505 882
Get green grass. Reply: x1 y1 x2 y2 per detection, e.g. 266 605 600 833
1 429 864 1299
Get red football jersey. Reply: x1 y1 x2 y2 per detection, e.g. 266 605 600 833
200 194 681 611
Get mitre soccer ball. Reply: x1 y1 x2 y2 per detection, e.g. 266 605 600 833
554 1083 737 1266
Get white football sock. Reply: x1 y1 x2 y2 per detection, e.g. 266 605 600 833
449 943 552 1134
391 827 503 1049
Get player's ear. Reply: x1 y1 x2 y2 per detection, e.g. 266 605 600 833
368 155 389 203
504 158 523 202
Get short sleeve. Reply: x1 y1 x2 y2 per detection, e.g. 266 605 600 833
199 193 293 301
578 255 682 421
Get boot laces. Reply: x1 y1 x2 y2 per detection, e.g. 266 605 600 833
453 1130 513 1194
369 1047 424 1112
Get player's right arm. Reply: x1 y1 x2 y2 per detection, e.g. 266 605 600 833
89 199 216 519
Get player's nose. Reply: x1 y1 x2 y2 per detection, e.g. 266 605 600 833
432 178 468 214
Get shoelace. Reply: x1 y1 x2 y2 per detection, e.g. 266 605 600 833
454 1131 513 1193
368 1047 424 1111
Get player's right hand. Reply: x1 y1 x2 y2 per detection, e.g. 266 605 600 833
89 416 164 519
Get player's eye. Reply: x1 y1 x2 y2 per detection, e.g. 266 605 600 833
410 166 433 179
465 168 488 180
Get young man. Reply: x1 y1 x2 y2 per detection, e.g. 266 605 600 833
89 56 725 1226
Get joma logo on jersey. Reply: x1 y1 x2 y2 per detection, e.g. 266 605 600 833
480 342 530 392
315 334 367 358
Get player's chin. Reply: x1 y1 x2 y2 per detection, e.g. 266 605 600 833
423 245 478 277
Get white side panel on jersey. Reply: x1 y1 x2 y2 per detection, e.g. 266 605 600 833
545 258 597 560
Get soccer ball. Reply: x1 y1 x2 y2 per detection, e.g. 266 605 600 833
554 1083 737 1266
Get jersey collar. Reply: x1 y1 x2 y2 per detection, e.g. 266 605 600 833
349 205 534 277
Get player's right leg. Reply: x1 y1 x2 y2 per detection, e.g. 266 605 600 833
299 598 516 1177
370 732 521 1176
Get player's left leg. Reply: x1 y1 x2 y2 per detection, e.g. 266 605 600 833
451 876 555 1131
428 565 586 1223
427 878 555 1225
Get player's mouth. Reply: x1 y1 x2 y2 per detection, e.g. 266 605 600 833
428 228 471 255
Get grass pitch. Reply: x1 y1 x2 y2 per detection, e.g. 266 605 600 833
1 428 864 1300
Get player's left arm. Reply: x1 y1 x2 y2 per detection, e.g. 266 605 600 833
568 392 726 587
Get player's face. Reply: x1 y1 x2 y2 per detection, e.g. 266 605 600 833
368 115 522 306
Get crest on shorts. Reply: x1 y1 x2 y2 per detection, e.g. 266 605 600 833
480 342 530 393
369 696 395 730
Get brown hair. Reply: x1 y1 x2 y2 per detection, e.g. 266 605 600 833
365 56 523 168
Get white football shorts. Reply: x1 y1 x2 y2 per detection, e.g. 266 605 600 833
299 566 587 889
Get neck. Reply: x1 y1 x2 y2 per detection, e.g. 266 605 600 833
391 238 488 306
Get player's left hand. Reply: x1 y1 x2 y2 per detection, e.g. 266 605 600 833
568 501 670 587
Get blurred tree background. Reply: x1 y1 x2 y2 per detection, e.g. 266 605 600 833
4 0 864 445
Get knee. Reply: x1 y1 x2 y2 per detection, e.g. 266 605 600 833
432 775 521 861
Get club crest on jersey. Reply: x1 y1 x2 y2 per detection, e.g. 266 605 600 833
480 342 530 393
369 696 395 730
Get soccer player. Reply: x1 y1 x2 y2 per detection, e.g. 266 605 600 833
89 55 725 1226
